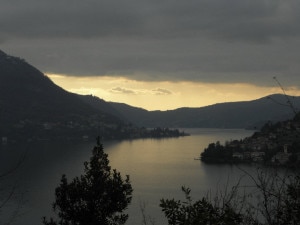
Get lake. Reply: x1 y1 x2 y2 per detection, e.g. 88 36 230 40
0 128 255 225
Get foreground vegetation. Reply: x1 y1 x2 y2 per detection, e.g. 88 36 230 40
43 137 133 225
160 168 300 225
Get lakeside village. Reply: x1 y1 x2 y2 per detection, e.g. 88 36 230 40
0 117 189 144
201 113 300 167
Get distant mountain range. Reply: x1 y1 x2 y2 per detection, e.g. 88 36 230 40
109 94 300 129
0 49 299 141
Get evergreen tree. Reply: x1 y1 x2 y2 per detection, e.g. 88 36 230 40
43 137 133 225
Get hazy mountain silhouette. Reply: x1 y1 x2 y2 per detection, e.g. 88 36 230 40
1 49 299 140
110 94 300 129
0 50 124 140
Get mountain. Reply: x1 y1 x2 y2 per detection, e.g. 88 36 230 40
0 50 127 141
78 95 125 120
1 49 299 141
110 94 300 129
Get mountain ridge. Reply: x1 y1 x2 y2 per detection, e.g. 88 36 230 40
1 49 299 141
0 50 128 141
109 94 300 129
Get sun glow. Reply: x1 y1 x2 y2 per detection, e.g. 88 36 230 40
47 73 300 111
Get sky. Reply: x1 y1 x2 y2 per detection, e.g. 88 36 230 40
1 0 300 110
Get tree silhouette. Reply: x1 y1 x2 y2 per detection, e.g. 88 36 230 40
160 186 243 225
160 170 300 225
43 137 133 225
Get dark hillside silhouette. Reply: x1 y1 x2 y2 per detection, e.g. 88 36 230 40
0 50 186 141
1 49 299 141
110 94 300 129
0 50 125 141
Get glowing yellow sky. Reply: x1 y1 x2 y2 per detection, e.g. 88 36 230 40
47 74 300 111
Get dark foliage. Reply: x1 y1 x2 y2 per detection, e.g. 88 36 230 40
43 138 133 225
201 141 233 163
280 175 300 224
160 171 300 225
160 186 243 225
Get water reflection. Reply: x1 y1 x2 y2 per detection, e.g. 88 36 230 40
0 129 254 225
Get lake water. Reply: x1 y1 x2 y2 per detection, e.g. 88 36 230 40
0 128 255 225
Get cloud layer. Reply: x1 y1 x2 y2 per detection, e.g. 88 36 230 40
1 0 300 87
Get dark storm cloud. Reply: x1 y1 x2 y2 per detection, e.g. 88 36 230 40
0 0 145 39
2 0 300 41
1 0 300 86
